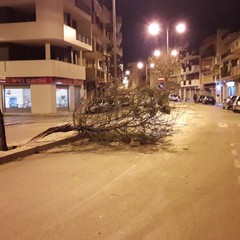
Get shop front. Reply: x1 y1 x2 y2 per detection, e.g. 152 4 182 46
1 77 84 114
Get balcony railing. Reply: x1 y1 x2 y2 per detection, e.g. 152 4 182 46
64 25 91 49
231 65 240 76
231 38 240 53
86 67 105 81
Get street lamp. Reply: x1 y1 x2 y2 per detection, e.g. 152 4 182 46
148 21 186 55
125 70 130 76
137 61 155 85
153 49 161 57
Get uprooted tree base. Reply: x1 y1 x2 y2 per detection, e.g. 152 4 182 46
29 85 182 146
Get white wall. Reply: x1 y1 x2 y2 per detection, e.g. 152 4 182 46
0 60 86 79
31 85 56 113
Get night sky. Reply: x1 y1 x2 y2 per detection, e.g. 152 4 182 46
104 0 240 65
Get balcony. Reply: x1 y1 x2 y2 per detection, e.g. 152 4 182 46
181 65 200 74
116 16 122 32
181 79 200 87
221 50 239 62
64 25 92 51
86 67 106 82
117 32 122 45
201 50 216 59
231 65 240 77
202 74 214 84
0 60 86 80
83 45 104 59
231 38 240 53
222 31 239 45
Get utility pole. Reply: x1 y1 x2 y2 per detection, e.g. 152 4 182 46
112 0 118 86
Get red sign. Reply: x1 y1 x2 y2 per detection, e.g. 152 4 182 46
5 77 83 86
158 77 165 83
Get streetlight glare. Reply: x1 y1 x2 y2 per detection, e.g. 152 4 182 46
176 23 186 33
153 49 161 57
148 22 160 35
137 62 144 69
171 49 178 57
150 63 155 68
125 70 130 75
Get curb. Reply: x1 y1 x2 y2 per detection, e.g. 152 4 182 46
0 134 80 165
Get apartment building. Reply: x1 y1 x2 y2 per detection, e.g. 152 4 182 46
0 0 122 114
219 30 240 101
198 29 240 103
0 0 93 114
83 0 122 98
180 51 200 101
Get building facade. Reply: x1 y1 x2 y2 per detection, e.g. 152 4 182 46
83 0 122 99
0 0 122 114
180 51 200 101
178 28 240 103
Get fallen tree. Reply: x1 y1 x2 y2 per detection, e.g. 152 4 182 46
29 85 180 146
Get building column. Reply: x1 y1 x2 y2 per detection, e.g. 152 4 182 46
45 43 51 60
31 85 56 113
69 85 75 111
78 51 83 65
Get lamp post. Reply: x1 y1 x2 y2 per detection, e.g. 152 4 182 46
137 61 154 85
148 21 186 55
112 0 117 85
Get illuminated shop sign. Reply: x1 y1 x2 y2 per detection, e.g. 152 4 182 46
226 81 235 87
5 77 83 85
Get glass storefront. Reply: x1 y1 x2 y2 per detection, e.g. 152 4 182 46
56 86 69 110
4 86 31 112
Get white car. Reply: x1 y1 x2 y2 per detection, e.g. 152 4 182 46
169 94 181 102
232 96 240 112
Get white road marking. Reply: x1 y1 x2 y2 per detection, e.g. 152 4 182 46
218 123 228 128
232 150 238 156
234 159 240 168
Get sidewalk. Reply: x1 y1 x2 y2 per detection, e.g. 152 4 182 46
0 113 78 164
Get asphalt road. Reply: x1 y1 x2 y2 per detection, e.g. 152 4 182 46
1 103 240 240
4 114 72 146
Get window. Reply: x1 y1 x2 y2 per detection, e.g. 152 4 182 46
56 86 69 110
4 86 31 112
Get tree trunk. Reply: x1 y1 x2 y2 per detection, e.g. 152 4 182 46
0 110 8 151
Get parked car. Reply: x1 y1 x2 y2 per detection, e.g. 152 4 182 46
169 94 181 102
202 96 216 105
223 95 237 109
197 95 206 103
232 96 240 112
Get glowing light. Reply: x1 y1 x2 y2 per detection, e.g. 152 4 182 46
150 63 155 68
226 81 235 87
137 62 144 69
153 49 161 57
148 22 160 35
176 23 186 33
171 49 178 57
